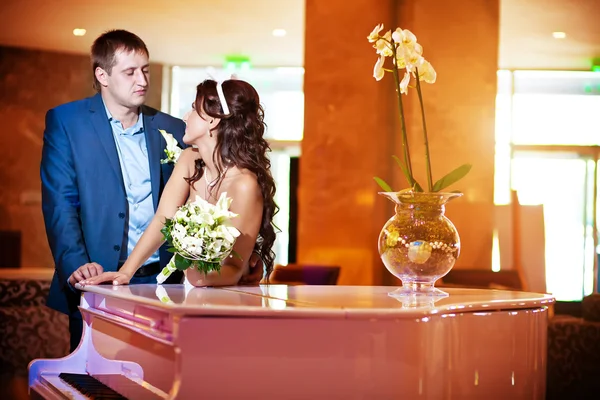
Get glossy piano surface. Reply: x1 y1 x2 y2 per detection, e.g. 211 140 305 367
80 283 554 316
29 284 554 399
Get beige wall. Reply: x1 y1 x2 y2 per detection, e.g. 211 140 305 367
0 46 163 268
299 0 499 284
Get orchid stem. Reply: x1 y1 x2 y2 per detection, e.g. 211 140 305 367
390 41 414 182
414 67 433 191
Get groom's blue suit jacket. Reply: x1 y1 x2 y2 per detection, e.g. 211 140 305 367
41 93 186 315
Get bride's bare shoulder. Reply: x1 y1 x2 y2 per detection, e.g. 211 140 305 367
227 169 261 199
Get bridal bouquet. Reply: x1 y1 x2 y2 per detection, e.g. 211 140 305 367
368 24 471 192
157 192 241 283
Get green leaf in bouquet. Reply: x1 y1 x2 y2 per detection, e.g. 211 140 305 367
195 260 222 274
161 221 173 242
166 247 177 254
174 253 192 271
392 156 424 192
373 177 392 192
230 250 243 261
432 164 472 192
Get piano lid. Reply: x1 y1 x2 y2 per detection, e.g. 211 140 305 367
76 284 555 319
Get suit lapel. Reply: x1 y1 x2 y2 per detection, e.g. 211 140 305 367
143 107 161 211
89 94 124 188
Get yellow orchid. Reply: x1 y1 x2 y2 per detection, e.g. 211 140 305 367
373 30 393 57
367 24 384 42
373 55 385 81
399 72 410 94
417 59 437 84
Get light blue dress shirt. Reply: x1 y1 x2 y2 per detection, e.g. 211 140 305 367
104 104 159 266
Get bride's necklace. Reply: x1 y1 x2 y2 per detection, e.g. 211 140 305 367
204 165 229 188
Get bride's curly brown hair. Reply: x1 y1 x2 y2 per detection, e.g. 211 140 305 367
186 79 278 278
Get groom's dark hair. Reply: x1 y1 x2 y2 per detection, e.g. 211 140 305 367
91 29 149 92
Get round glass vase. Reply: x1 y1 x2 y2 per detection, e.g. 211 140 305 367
378 191 462 298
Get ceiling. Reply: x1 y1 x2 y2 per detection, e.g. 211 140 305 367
0 0 305 67
500 0 600 70
0 0 598 70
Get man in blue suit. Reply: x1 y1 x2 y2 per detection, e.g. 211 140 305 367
41 30 262 352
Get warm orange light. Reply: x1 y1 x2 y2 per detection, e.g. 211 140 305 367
73 28 86 37
552 31 566 39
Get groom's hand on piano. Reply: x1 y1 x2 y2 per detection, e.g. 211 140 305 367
79 271 132 287
68 262 103 287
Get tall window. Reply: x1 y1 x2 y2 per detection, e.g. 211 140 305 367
495 70 600 300
167 66 304 266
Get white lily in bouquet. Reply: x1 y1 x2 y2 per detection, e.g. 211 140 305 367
157 192 241 284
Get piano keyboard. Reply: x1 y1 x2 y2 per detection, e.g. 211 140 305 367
37 372 165 399
59 373 126 399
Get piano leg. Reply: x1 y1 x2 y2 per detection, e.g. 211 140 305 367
28 293 144 396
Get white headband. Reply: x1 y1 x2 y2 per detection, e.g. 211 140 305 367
215 82 230 115
207 68 236 116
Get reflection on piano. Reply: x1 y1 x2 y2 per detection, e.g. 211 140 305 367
29 284 554 399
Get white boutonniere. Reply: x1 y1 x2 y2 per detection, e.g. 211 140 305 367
159 129 183 164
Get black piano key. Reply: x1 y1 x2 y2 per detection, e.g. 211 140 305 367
59 372 128 399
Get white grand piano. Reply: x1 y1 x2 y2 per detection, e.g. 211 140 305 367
29 284 554 399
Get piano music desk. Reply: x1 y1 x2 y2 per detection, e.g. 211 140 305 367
29 284 554 399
